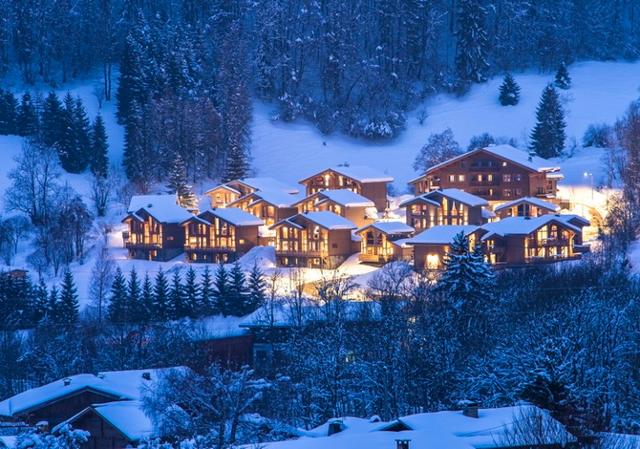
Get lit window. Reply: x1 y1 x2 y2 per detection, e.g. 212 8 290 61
502 161 507 167
426 254 439 270
503 174 511 182
477 174 482 182
487 174 493 182
458 174 465 182
448 174 455 182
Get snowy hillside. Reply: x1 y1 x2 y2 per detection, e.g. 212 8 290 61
250 60 640 191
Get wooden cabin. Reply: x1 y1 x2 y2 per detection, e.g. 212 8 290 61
271 211 357 269
182 208 263 263
57 401 152 449
409 145 563 202
204 177 300 209
299 165 393 212
357 221 415 265
400 188 487 233
229 190 302 227
480 215 582 266
294 189 376 228
406 225 481 271
493 197 560 219
122 195 192 261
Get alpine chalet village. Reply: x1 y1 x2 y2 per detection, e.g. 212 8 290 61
121 146 591 270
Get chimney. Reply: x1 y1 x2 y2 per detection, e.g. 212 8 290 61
328 420 343 436
63 378 71 386
461 400 479 418
396 439 411 449
142 371 152 381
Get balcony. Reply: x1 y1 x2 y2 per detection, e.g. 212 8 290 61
276 249 325 258
126 239 162 249
470 179 500 187
469 164 501 171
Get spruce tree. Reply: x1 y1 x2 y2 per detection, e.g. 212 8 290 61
455 0 489 84
167 154 197 210
499 73 520 106
90 114 109 178
109 268 128 323
200 265 213 314
153 268 170 320
141 273 154 322
554 62 571 90
227 261 248 316
47 286 60 324
33 279 49 323
58 270 79 323
58 93 78 172
435 232 495 307
213 264 228 315
0 90 18 134
246 262 266 314
72 97 91 172
169 271 186 319
183 266 200 318
17 91 38 136
127 268 142 323
41 91 64 147
529 84 566 159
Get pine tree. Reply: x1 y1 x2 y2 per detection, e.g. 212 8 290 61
47 286 60 324
529 84 566 159
141 273 154 322
109 268 128 323
58 270 79 323
58 93 78 172
200 265 213 314
33 279 49 323
183 266 200 318
213 264 228 315
227 261 248 316
72 97 91 172
127 268 143 323
169 271 186 319
0 90 18 134
455 0 489 84
167 154 197 210
499 73 520 106
17 91 38 136
554 62 571 90
435 232 495 307
41 91 64 147
90 114 109 177
153 268 170 320
246 262 266 314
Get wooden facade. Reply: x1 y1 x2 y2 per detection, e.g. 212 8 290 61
271 213 357 269
410 147 561 202
122 209 185 261
230 192 298 227
204 184 242 208
182 209 261 263
494 197 560 219
66 408 135 449
401 189 486 233
357 222 414 265
299 167 392 212
294 191 375 228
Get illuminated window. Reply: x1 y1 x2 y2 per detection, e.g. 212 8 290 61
503 174 511 182
502 161 507 167
477 174 482 182
426 254 439 270
448 174 455 182
458 174 465 182
487 174 493 182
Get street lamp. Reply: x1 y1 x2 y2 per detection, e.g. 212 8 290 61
583 171 594 201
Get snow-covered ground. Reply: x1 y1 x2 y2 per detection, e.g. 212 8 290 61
0 60 637 307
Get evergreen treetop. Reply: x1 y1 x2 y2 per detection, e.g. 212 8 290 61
529 84 566 159
499 73 521 106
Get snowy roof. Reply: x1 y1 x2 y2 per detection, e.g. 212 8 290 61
189 314 250 341
241 300 380 328
398 195 441 208
300 211 357 230
205 184 241 195
0 369 181 417
317 190 375 207
357 221 415 236
301 165 394 184
207 208 264 227
417 145 561 179
482 208 496 219
127 195 192 224
59 401 154 442
554 214 591 227
406 225 479 245
251 190 305 208
493 197 560 213
480 215 581 239
237 177 300 194
427 189 488 207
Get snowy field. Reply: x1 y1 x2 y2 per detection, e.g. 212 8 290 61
0 60 637 306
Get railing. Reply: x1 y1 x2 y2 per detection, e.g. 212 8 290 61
276 249 324 257
126 240 162 249
469 165 501 171
469 179 500 186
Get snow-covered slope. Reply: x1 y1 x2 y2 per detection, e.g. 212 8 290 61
251 60 640 191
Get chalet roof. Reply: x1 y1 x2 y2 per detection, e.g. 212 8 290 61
482 207 496 219
0 369 182 417
206 184 241 195
300 211 358 230
398 195 441 208
317 189 375 207
57 401 154 442
357 221 415 236
555 213 591 227
249 190 306 208
405 225 479 245
427 188 488 207
411 144 562 182
127 195 192 224
300 165 394 184
207 208 265 227
493 197 560 213
480 215 580 240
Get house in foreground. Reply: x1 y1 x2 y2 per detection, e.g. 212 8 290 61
407 225 481 270
271 211 358 269
122 195 192 261
357 221 415 265
299 165 393 212
494 197 560 219
182 208 263 263
294 189 376 228
204 177 300 209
